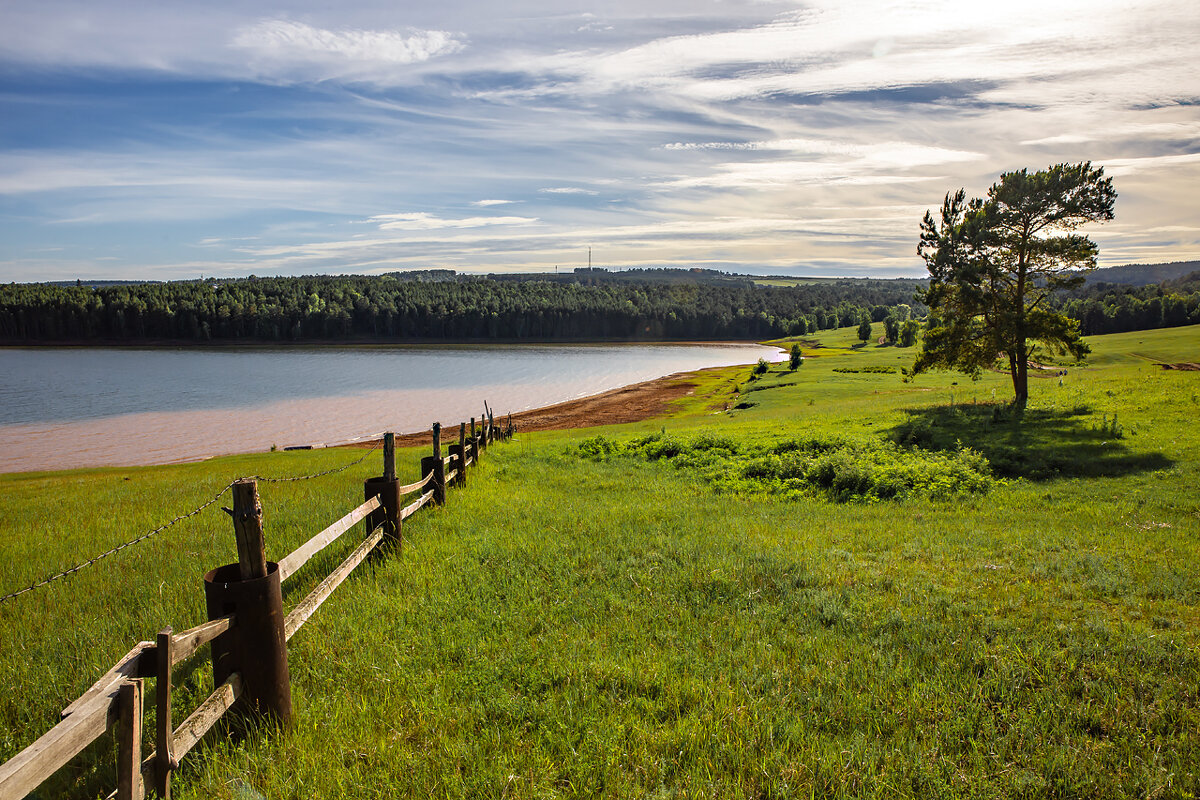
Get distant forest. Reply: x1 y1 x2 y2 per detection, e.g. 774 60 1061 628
0 271 925 343
1056 271 1200 335
3 266 1197 344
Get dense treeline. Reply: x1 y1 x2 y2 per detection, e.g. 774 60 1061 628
0 274 925 343
1057 272 1200 335
1083 260 1200 286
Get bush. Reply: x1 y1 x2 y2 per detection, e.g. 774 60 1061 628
753 358 770 376
789 344 803 370
575 432 998 503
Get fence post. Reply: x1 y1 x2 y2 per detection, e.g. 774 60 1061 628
117 679 144 800
458 422 468 486
232 480 267 582
382 431 396 482
204 478 292 728
364 433 402 549
155 627 177 799
507 413 513 440
431 423 445 505
470 416 479 462
488 410 495 444
419 423 439 507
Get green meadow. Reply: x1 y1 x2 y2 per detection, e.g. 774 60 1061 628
1 325 1198 798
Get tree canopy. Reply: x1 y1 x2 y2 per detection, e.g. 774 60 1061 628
0 273 925 344
912 162 1116 408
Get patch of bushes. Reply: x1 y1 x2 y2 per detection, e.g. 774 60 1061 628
575 432 997 502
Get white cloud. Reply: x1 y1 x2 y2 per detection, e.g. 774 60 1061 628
230 20 465 81
539 187 599 195
367 212 538 230
471 199 518 206
1097 152 1200 177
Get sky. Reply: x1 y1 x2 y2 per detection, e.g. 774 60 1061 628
1 0 1198 281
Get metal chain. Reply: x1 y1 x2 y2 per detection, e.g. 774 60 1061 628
0 440 386 605
248 439 381 482
0 481 236 605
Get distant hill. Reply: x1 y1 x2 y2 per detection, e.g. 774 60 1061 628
1085 260 1200 286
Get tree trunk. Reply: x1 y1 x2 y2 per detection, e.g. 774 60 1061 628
1012 342 1028 411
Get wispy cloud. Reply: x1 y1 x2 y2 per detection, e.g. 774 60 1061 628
367 212 538 230
230 19 465 82
0 0 1197 279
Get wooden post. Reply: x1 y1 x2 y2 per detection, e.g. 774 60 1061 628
205 482 292 728
117 679 145 800
507 413 513 439
488 410 496 443
383 432 395 482
231 480 267 581
432 423 445 505
458 422 467 487
470 416 478 460
364 454 401 549
155 627 177 799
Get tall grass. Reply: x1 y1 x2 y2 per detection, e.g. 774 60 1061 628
2 325 1198 798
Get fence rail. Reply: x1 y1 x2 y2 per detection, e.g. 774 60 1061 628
0 410 515 800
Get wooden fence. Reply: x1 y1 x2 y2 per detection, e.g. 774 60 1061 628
0 411 513 800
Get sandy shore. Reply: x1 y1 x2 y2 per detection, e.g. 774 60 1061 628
351 366 728 449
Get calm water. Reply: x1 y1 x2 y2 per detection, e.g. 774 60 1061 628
0 343 781 473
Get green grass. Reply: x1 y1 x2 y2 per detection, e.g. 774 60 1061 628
2 325 1199 798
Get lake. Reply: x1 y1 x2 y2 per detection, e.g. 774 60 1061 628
0 343 781 473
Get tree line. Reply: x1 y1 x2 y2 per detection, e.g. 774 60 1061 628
1055 272 1200 335
0 274 925 343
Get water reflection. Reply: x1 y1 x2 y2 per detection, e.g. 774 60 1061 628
0 343 780 472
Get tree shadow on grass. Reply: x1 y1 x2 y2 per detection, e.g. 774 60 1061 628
885 403 1174 480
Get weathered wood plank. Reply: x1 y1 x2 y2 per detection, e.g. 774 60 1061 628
400 490 434 521
444 468 458 483
116 680 144 800
171 673 243 760
170 615 234 666
277 495 381 582
397 470 433 496
62 642 154 718
0 689 118 800
155 629 175 799
284 527 386 641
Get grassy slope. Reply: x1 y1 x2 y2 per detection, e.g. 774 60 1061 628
1 326 1198 798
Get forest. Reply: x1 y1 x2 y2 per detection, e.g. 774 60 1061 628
3 268 1197 344
1056 271 1200 335
0 272 924 343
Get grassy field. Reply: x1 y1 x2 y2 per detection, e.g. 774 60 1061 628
1 325 1198 798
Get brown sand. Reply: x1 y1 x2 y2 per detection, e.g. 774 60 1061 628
351 369 714 449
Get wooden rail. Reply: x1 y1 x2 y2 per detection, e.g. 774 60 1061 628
0 412 515 800
285 525 387 641
278 496 381 582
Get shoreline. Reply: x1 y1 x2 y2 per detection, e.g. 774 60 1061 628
349 363 740 449
0 351 769 474
0 337 767 349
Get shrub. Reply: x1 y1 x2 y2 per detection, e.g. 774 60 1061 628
789 344 803 370
575 431 997 503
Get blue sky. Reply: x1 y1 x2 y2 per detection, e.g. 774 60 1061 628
1 0 1198 281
